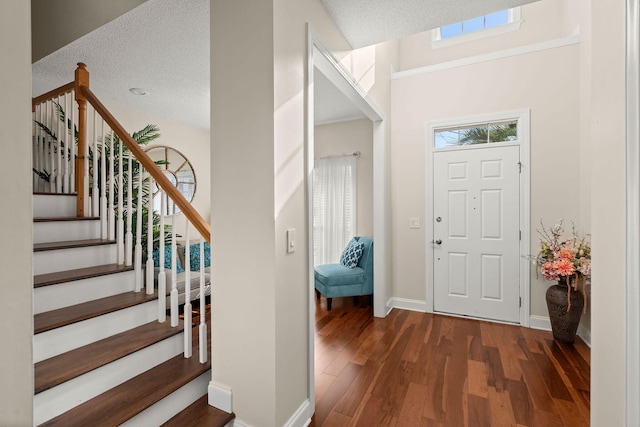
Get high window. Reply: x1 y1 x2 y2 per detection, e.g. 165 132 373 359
432 8 521 46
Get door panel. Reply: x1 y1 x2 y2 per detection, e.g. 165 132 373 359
433 145 520 323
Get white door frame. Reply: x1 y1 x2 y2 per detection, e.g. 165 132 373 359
305 26 387 416
425 109 531 326
625 0 640 424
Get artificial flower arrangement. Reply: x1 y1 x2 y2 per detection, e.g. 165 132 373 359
532 220 591 312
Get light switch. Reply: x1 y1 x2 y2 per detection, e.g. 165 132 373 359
409 217 420 229
287 229 296 253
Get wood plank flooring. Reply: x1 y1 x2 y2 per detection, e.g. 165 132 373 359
311 297 590 427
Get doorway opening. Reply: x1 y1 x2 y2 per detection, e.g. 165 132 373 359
305 27 386 417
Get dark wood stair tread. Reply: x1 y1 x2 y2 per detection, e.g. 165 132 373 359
39 341 212 426
161 395 235 427
34 239 116 252
34 263 134 288
35 291 158 334
34 216 99 222
33 192 77 196
35 319 183 394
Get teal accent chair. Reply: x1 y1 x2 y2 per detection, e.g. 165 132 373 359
314 236 374 310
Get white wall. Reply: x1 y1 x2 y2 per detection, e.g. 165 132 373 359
210 0 353 424
391 43 582 317
314 119 374 238
589 0 626 424
104 101 211 237
398 0 582 72
0 1 34 424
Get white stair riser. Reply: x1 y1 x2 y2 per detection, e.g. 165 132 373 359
119 371 211 427
34 301 158 362
34 245 117 275
34 220 101 244
34 332 184 426
33 194 76 217
34 270 136 314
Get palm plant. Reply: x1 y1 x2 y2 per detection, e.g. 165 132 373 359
33 106 176 255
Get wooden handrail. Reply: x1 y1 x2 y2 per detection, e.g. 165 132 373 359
32 82 75 111
80 85 211 243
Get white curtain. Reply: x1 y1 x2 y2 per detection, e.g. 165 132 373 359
313 155 357 265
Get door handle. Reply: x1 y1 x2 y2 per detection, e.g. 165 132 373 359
431 239 442 245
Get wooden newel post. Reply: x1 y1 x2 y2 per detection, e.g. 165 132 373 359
74 63 89 216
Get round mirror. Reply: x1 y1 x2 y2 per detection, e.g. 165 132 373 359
145 146 196 215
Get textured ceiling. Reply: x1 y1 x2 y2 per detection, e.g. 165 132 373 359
32 0 540 130
320 0 540 48
32 0 211 129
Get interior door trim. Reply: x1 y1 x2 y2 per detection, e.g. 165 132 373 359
425 109 531 326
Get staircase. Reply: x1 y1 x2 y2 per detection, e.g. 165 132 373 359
32 195 233 425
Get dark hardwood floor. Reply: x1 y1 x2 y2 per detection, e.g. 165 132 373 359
310 296 590 426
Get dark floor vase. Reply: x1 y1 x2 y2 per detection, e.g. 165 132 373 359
546 283 584 343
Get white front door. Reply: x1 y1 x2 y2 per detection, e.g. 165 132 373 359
433 145 520 323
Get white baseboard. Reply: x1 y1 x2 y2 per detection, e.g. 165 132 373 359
529 315 591 346
577 323 591 347
283 399 312 427
529 315 552 331
386 297 427 313
208 380 233 413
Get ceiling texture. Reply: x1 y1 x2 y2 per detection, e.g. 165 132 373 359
32 0 539 130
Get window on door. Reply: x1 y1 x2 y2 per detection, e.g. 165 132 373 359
313 155 357 265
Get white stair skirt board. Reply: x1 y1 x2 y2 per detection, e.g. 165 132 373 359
34 333 184 426
34 270 135 314
34 219 101 244
119 371 210 427
34 244 117 275
34 301 157 363
33 194 76 217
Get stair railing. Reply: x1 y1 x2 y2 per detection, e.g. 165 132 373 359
32 63 210 363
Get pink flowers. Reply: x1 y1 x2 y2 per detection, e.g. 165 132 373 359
533 220 591 284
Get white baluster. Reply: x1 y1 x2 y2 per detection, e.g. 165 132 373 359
146 175 155 296
170 202 179 327
33 105 40 191
158 193 167 321
92 110 99 216
125 150 133 266
108 131 115 240
183 220 192 358
32 110 37 191
199 235 207 363
69 91 76 193
55 95 63 193
39 103 46 193
62 93 70 194
83 105 90 214
100 123 108 239
117 139 124 264
47 101 55 193
134 166 143 293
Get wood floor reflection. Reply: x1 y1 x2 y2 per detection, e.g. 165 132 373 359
310 297 590 427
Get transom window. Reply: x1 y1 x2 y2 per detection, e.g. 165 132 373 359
434 120 518 148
